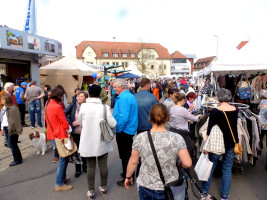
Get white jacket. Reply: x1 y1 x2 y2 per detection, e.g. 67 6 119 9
78 98 117 157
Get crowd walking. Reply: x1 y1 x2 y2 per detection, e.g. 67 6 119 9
1 76 266 200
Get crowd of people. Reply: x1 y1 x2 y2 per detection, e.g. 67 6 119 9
1 76 266 200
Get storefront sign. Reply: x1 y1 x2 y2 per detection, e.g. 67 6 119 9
6 30 23 48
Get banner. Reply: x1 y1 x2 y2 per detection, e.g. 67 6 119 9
24 0 36 34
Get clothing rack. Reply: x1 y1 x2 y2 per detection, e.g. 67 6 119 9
201 102 250 110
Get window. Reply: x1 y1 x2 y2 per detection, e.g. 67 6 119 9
151 65 154 69
122 53 127 57
164 65 166 69
171 67 175 71
87 52 91 56
147 54 155 59
113 53 119 57
122 62 128 67
103 62 109 65
131 53 135 57
159 65 162 69
112 62 119 66
172 58 186 63
103 53 108 57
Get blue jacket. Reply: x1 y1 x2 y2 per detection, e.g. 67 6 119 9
64 100 77 131
15 87 25 104
134 90 157 132
113 90 138 135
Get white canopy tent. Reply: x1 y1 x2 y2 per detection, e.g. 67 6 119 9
40 54 99 102
126 61 144 76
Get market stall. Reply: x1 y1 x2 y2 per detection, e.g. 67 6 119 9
40 54 99 102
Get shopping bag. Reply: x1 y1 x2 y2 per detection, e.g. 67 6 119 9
194 153 213 181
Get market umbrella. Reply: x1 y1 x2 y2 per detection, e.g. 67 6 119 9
116 73 140 79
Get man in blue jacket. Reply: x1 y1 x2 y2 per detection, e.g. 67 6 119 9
15 82 28 126
113 79 138 186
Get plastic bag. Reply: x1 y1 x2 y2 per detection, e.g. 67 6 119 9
194 153 213 181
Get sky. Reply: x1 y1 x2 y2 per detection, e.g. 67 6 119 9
1 0 267 61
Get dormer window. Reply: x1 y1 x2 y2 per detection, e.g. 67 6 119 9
122 53 127 57
113 53 119 57
103 53 108 57
130 53 135 57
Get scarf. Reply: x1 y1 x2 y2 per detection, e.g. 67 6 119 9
1 106 7 122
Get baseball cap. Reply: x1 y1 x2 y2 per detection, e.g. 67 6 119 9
21 82 27 86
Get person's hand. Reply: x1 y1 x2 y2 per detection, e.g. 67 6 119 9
204 150 209 155
124 177 133 190
1 129 4 136
72 121 79 127
197 114 202 118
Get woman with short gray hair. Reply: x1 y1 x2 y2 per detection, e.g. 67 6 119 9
200 88 238 200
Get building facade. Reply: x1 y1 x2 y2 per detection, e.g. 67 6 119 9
193 56 217 77
170 51 192 77
76 41 171 78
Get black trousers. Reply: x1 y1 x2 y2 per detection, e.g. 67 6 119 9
116 131 134 179
72 133 87 172
18 104 26 125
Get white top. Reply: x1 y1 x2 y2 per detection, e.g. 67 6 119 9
1 106 8 129
78 98 117 157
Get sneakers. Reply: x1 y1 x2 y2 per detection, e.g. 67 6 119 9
31 127 35 129
98 186 107 196
52 157 59 163
55 184 72 192
200 193 215 200
87 190 94 200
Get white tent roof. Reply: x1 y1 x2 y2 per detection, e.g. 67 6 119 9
40 54 99 76
126 61 144 76
196 39 267 77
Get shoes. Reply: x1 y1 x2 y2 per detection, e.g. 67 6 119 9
52 157 59 163
200 193 215 200
120 173 124 178
31 127 35 129
22 124 30 127
117 179 134 187
63 177 70 184
98 186 107 196
17 141 21 143
87 190 94 200
55 184 72 192
83 166 87 172
75 172 81 177
38 126 43 128
9 161 22 167
4 142 8 147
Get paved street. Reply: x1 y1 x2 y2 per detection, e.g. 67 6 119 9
0 114 267 200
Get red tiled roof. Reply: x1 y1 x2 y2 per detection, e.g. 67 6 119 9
76 41 171 59
236 41 249 50
171 50 186 58
194 56 216 69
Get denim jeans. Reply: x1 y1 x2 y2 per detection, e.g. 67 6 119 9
139 186 165 200
201 148 235 199
56 157 69 186
4 127 22 163
28 100 42 127
50 140 59 158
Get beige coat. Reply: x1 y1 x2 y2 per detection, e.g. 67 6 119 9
7 105 23 136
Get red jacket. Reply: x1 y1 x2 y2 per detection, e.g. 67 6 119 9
45 100 69 140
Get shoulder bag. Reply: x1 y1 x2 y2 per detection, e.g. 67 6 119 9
219 108 243 155
147 131 185 200
238 74 251 100
99 105 116 142
45 109 77 158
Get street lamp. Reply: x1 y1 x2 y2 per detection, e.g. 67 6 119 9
213 35 218 59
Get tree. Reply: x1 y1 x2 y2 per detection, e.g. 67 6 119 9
136 39 157 75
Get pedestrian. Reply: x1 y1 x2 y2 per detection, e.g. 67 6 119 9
134 78 157 177
179 85 186 95
110 80 117 108
0 94 23 166
124 103 192 199
184 92 197 112
43 84 51 107
72 88 81 102
95 82 108 104
163 88 175 111
152 82 159 102
78 84 117 200
24 81 45 129
55 85 69 108
45 88 73 192
200 88 238 200
170 93 201 156
15 82 29 127
113 79 138 186
0 82 18 110
65 91 88 177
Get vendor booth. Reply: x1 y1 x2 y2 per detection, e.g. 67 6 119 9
40 54 99 102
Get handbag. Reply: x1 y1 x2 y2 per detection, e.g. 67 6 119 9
147 131 185 200
203 125 225 155
238 74 251 100
194 153 213 181
219 108 243 155
45 110 77 158
99 105 116 142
